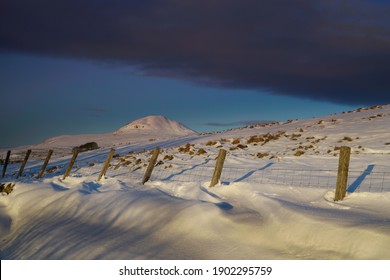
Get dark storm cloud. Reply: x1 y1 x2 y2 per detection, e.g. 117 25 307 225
1 0 390 105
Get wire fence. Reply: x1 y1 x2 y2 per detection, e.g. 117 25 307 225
1 150 390 193
0 148 71 163
61 159 390 193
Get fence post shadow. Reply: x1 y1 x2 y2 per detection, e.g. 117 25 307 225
233 162 274 183
347 164 375 193
161 158 211 181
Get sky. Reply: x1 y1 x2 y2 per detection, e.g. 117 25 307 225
1 0 389 148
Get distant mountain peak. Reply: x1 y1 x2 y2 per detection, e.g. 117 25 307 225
115 115 196 135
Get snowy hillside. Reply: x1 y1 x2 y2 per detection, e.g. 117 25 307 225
0 105 390 260
197 104 390 156
2 116 197 156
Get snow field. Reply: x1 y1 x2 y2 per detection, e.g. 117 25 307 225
1 105 390 259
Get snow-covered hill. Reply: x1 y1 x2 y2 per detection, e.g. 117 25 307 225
194 104 390 157
0 105 390 260
115 115 195 135
17 116 197 153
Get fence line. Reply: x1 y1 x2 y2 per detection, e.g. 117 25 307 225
105 162 389 192
1 147 389 196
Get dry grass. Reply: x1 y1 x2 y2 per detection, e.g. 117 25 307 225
339 136 353 142
256 152 269 158
298 145 315 150
163 155 174 161
0 183 15 195
261 132 285 145
236 144 248 149
247 135 265 144
290 133 302 140
196 148 207 155
178 143 194 153
206 141 218 146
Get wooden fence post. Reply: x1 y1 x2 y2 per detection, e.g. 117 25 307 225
16 149 32 178
62 149 79 180
36 149 53 179
142 147 161 184
2 150 11 178
210 149 227 187
334 146 351 201
97 148 115 181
